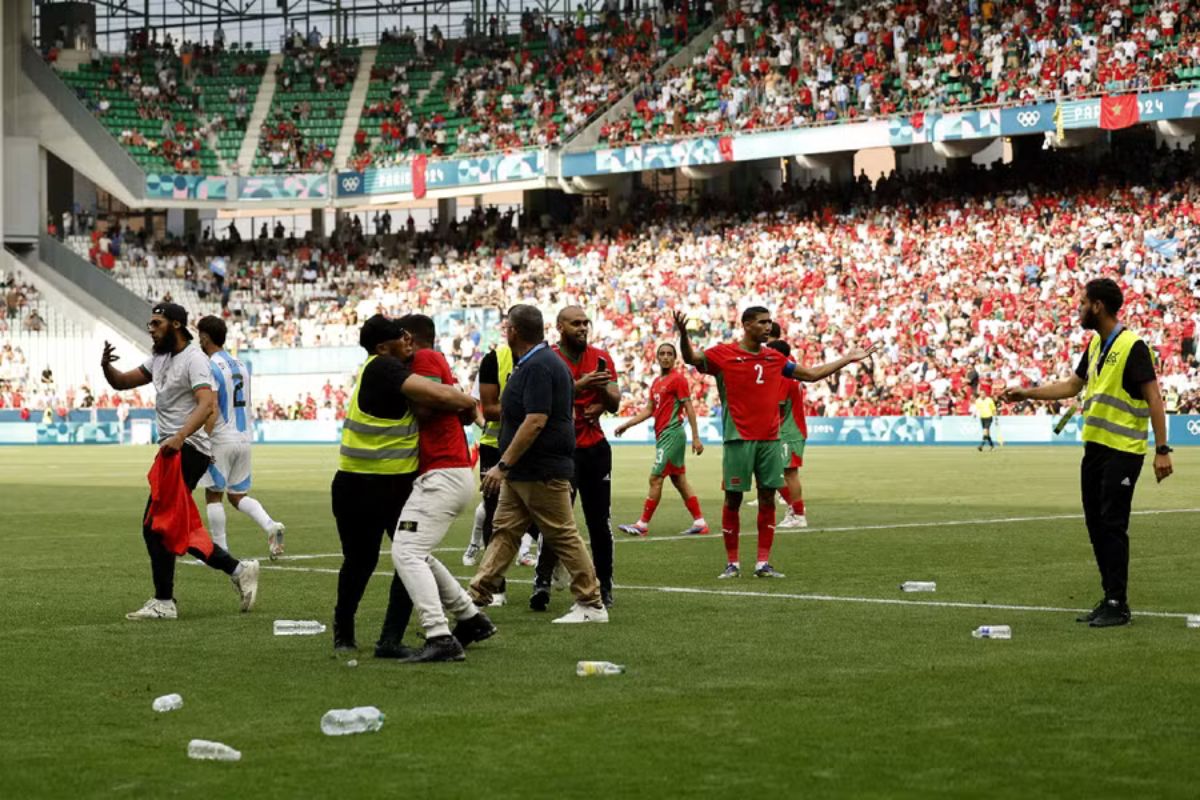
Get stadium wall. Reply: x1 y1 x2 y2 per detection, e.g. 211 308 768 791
3 413 1196 447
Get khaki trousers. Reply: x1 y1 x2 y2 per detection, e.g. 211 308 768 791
470 479 601 608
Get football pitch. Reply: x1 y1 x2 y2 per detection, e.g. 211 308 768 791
2 444 1199 798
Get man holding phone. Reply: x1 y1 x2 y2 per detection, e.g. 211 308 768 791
532 306 621 610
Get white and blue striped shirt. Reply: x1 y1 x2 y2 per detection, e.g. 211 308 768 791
209 350 254 445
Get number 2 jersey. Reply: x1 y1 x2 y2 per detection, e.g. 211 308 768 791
209 350 254 446
701 342 791 442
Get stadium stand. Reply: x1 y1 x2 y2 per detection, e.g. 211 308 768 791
65 141 1200 419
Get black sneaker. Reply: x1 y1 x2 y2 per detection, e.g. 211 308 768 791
1089 599 1131 628
601 588 614 609
333 619 357 652
1076 600 1105 623
452 612 497 649
399 634 466 663
374 638 419 660
529 587 551 612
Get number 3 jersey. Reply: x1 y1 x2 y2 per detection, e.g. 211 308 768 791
701 342 790 442
209 350 254 445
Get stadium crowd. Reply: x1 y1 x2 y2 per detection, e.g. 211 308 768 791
602 0 1200 145
67 138 1200 419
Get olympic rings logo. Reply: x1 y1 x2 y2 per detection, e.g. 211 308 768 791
1016 111 1041 128
1186 420 1200 435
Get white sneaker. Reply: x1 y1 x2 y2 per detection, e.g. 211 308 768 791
551 563 569 591
551 603 609 624
126 598 177 620
489 592 507 607
267 523 286 560
462 543 482 567
517 552 536 567
232 559 260 612
777 512 808 530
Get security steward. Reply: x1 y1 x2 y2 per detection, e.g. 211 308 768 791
1002 278 1173 627
477 322 514 547
332 315 477 654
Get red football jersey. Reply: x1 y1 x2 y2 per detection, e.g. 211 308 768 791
554 344 617 448
777 374 808 440
411 349 471 472
702 342 790 441
650 370 689 438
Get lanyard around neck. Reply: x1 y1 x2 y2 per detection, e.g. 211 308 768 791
1095 324 1124 375
517 341 547 367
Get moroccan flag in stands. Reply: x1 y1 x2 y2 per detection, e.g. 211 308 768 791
412 154 428 199
1100 95 1140 130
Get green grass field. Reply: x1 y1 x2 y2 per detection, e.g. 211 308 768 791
2 444 1199 798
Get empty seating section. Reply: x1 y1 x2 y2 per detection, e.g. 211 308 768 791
255 45 360 172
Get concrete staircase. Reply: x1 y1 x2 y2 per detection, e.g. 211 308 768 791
334 47 378 168
236 51 284 174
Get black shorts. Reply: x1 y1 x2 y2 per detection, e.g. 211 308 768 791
981 418 993 431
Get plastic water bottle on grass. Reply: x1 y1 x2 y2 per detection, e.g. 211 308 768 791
187 740 242 761
152 693 183 712
576 661 625 677
972 625 1012 640
274 620 327 636
900 581 936 592
321 706 385 736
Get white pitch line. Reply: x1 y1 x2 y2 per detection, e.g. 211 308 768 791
239 562 1198 621
264 506 1200 563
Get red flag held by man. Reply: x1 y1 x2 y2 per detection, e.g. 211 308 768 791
1100 94 1140 130
412 154 428 199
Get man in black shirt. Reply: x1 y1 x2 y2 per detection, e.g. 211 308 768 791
1002 278 1173 627
469 304 608 623
331 315 477 653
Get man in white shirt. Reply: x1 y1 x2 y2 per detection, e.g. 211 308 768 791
101 303 260 620
196 316 286 559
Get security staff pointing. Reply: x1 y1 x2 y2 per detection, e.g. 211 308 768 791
1002 278 1173 628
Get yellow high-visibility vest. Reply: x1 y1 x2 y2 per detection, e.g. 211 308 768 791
478 345 513 449
338 355 419 474
1081 329 1151 455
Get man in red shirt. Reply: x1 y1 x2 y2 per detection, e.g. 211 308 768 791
532 306 620 609
614 343 707 536
675 308 878 579
387 314 496 663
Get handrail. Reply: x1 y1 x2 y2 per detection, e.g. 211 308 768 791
21 40 146 199
36 234 153 339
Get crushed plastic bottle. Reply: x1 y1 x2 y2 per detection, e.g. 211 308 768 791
345 659 359 668
320 706 385 736
900 581 937 592
576 661 626 677
152 693 183 712
972 625 1012 640
273 620 327 636
1186 615 1200 629
187 739 242 761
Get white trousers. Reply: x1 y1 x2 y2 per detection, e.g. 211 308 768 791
392 467 476 637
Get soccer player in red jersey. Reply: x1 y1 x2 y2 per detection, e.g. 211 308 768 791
386 314 496 663
674 308 878 579
766 339 809 530
614 343 707 536
532 306 621 609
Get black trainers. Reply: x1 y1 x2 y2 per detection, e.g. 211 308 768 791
399 634 466 663
601 588 614 609
333 619 357 652
1076 600 1105 623
374 638 419 659
452 612 497 649
1089 599 1131 628
529 587 551 612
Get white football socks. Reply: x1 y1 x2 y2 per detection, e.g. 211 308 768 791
205 502 228 551
236 496 276 533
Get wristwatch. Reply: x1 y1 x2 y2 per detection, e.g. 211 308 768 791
497 460 511 472
1155 445 1173 456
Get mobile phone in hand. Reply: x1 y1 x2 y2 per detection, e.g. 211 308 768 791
597 357 608 374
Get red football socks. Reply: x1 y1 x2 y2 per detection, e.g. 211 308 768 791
779 486 792 505
721 505 740 563
756 506 776 563
791 498 806 515
640 498 659 524
684 495 703 521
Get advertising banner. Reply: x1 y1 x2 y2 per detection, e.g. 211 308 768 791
342 150 546 197
239 173 329 200
145 173 230 201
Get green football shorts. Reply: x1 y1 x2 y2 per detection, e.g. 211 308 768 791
721 440 785 492
651 426 687 477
